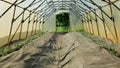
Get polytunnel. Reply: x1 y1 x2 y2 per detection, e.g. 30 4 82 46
0 0 120 68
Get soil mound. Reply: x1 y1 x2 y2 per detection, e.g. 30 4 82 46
0 32 120 68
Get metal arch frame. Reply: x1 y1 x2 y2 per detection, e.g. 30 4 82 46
69 1 96 34
34 0 56 18
36 1 55 13
67 0 84 17
75 0 101 34
63 3 83 16
79 0 109 38
40 1 83 18
0 0 48 45
0 0 92 23
68 3 86 14
80 0 107 37
82 0 110 34
0 0 39 18
72 1 94 34
1 0 119 21
44 9 56 22
36 3 56 19
52 0 92 18
45 0 54 9
0 0 120 45
85 0 113 20
80 0 119 39
81 0 119 43
7 0 37 43
62 1 88 16
53 1 83 16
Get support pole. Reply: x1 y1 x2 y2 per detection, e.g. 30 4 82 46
100 9 108 39
108 0 118 43
8 5 16 45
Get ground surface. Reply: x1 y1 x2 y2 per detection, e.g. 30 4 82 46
0 32 120 68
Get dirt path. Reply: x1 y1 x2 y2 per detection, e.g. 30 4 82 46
0 32 120 68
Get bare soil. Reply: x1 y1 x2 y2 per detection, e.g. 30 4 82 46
0 32 120 68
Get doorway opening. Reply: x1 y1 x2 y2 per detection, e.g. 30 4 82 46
56 12 70 33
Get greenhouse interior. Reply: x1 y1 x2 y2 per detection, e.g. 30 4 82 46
0 0 120 68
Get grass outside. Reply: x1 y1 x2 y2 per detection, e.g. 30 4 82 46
56 26 70 33
0 32 45 58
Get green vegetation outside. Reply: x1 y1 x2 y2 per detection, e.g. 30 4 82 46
56 13 70 33
56 26 70 33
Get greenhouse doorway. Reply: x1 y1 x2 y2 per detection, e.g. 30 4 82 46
56 13 70 33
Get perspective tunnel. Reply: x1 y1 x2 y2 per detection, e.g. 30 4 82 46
1 0 120 68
